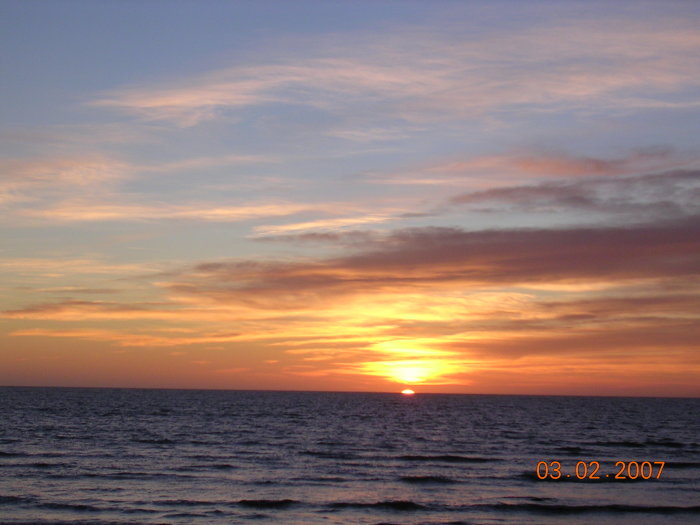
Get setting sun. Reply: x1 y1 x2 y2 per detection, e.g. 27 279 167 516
401 389 415 395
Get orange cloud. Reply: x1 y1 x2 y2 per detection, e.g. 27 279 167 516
9 328 249 348
4 215 699 391
252 213 396 236
20 201 351 223
0 257 157 277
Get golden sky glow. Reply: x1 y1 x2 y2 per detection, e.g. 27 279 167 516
1 1 699 396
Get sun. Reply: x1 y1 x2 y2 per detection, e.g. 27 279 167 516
401 389 415 395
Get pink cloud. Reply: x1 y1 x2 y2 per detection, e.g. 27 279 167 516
90 20 700 127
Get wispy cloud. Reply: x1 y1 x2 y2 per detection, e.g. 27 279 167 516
0 155 128 207
0 153 387 227
3 300 184 321
20 201 345 223
0 152 281 217
252 213 395 236
510 148 687 178
0 257 158 277
8 328 247 347
370 147 698 186
91 19 700 127
136 154 274 173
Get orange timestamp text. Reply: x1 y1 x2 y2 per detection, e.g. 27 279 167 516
536 460 665 480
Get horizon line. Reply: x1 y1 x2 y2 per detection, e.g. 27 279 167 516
1 384 697 400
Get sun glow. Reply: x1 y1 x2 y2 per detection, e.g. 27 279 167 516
361 358 461 385
392 363 431 383
401 389 415 395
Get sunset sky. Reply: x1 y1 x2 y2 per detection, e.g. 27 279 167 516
1 0 699 395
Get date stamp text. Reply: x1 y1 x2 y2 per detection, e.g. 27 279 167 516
536 461 665 480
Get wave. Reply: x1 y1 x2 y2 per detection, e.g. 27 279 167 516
173 463 238 471
644 439 688 448
162 512 208 518
0 451 63 458
0 451 25 457
400 475 456 484
519 471 653 482
302 450 358 460
209 463 238 470
0 522 138 525
30 462 62 468
557 446 585 454
323 500 700 514
157 499 217 507
186 454 231 460
290 475 350 483
588 438 691 449
0 461 68 470
588 438 693 449
412 522 471 525
237 499 299 509
482 502 700 514
74 471 200 481
329 500 428 511
37 502 103 512
0 495 35 505
668 461 700 468
592 440 647 448
398 454 493 463
132 438 176 445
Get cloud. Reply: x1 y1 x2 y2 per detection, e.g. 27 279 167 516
91 57 449 126
0 298 297 324
32 287 122 295
527 292 700 330
17 200 356 223
0 152 391 227
447 169 700 220
136 154 274 173
0 150 290 224
511 147 684 177
369 147 698 186
2 300 177 321
442 319 700 361
0 155 127 187
7 218 699 386
8 328 247 348
163 215 700 312
7 211 697 369
443 147 689 178
0 155 129 208
0 257 158 277
252 213 395 236
90 18 700 127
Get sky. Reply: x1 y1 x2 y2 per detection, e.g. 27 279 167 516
1 0 699 396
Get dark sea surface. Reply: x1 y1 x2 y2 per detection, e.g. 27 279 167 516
0 387 698 525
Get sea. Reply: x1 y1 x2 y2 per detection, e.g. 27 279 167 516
0 387 698 525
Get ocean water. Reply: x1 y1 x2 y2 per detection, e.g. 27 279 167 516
0 388 698 525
